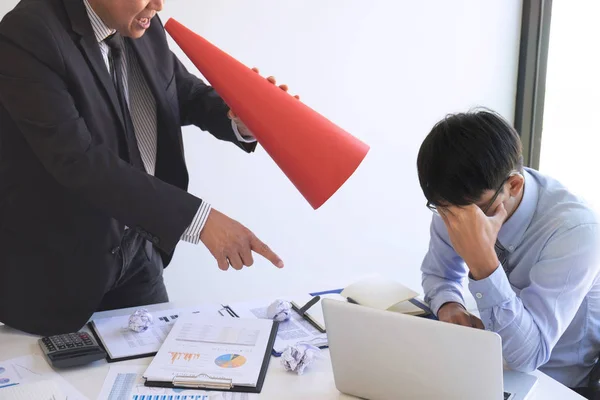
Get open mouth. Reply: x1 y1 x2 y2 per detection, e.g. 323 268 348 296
136 17 151 29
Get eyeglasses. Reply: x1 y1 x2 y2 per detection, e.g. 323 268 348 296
426 172 518 215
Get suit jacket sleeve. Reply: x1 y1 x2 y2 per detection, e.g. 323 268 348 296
0 10 200 254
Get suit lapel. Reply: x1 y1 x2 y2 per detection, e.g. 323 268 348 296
63 0 125 130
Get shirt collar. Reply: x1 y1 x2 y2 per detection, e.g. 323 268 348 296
497 167 539 251
83 0 116 43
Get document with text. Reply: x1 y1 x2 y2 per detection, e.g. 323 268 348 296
90 304 227 361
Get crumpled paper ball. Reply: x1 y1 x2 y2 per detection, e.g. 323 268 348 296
128 308 154 332
281 343 320 375
267 299 292 322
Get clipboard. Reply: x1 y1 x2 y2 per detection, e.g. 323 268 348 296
87 321 153 363
143 318 279 393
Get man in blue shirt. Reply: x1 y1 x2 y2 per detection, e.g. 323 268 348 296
417 109 600 394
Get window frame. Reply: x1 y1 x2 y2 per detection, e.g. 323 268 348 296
514 0 553 169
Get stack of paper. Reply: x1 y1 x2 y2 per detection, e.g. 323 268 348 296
227 298 329 355
89 304 227 361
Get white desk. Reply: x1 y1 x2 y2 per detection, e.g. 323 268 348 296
0 302 585 399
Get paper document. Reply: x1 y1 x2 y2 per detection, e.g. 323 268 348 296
90 304 226 360
0 379 66 400
143 314 274 388
98 365 257 400
0 355 88 400
341 276 419 310
229 298 328 354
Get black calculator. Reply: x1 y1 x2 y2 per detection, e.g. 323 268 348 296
38 331 106 368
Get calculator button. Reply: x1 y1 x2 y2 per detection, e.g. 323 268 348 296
76 343 83 347
66 344 74 348
58 345 66 349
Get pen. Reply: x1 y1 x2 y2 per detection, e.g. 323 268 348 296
298 295 320 315
291 298 326 333
226 306 239 318
347 297 360 305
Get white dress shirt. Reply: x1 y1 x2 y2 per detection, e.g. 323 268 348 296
83 0 254 244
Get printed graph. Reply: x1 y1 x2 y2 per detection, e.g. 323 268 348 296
214 354 246 369
169 352 202 364
132 395 210 400
106 373 137 400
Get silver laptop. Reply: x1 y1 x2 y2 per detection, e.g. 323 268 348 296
322 298 538 400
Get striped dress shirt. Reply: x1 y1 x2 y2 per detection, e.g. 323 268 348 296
83 1 253 244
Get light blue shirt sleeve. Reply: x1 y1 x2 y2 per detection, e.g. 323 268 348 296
421 215 469 315
468 223 600 372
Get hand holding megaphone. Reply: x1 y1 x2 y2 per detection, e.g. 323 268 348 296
227 67 299 138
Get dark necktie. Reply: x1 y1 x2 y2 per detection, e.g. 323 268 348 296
104 33 145 171
495 240 515 276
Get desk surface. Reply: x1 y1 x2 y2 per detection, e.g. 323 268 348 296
0 302 585 400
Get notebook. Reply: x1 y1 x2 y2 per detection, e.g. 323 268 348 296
340 276 432 317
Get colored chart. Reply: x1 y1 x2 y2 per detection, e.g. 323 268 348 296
169 352 201 364
214 354 246 368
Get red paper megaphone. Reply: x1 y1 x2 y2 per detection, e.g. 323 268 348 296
164 18 370 209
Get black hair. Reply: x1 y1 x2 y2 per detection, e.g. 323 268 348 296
417 108 523 207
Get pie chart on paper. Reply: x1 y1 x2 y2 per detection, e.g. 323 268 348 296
215 354 246 368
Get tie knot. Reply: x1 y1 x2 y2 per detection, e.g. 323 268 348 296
104 33 124 56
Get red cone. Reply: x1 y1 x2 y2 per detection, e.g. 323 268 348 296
165 18 370 209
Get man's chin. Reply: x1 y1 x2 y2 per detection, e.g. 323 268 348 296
121 27 147 39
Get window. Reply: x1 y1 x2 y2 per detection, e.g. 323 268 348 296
537 1 600 207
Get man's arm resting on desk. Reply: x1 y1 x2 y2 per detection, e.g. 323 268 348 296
468 224 600 372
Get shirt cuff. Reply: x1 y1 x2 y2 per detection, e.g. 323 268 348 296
468 264 515 310
180 202 212 244
231 119 256 143
429 292 466 317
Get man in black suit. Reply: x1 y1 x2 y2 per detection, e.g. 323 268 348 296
0 0 289 336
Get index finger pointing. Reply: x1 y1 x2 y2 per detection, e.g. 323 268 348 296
250 236 284 268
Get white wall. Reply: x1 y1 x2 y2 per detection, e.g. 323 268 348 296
0 1 523 304
158 0 523 304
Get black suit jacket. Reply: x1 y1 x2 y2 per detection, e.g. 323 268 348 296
0 0 256 336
